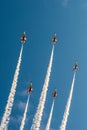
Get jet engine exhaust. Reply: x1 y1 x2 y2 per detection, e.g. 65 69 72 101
20 95 30 130
31 45 54 130
0 45 23 130
59 72 76 130
45 100 55 130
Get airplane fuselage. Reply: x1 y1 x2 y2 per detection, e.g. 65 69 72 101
53 91 57 98
52 33 57 44
73 65 78 70
21 32 27 43
21 36 26 43
28 86 33 93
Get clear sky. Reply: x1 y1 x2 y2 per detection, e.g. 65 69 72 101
0 0 87 130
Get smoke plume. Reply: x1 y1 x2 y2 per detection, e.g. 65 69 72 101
31 45 54 130
60 72 76 130
45 100 55 130
0 45 23 130
20 95 30 130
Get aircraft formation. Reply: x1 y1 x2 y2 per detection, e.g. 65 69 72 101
21 31 57 44
0 31 78 130
27 61 78 96
22 32 58 96
22 31 78 96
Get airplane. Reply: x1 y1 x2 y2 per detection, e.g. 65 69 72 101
52 90 58 98
21 32 27 43
27 82 33 94
73 61 78 71
52 33 57 44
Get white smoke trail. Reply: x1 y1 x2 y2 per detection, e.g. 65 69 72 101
59 72 76 130
0 45 23 130
20 95 30 130
45 100 55 130
31 45 54 130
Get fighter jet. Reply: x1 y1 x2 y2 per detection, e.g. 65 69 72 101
73 61 78 71
21 32 27 43
52 90 58 98
52 33 57 44
27 82 33 94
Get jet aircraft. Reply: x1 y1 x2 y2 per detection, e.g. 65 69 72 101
52 90 58 98
27 82 33 94
73 62 78 71
52 33 57 44
21 32 27 43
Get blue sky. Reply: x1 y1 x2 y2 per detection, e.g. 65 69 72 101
0 0 87 130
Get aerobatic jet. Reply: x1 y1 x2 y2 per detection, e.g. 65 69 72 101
21 32 27 43
52 90 58 98
52 33 57 44
73 62 78 71
27 82 33 94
